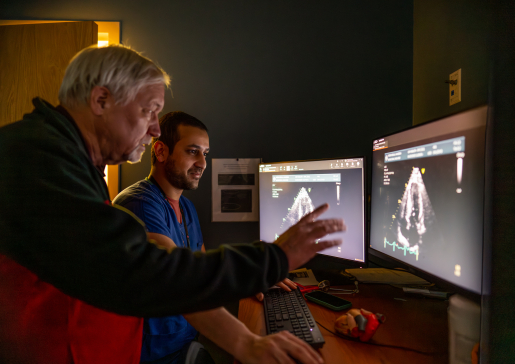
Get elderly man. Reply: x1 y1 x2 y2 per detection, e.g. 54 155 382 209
0 45 344 364
115 111 318 364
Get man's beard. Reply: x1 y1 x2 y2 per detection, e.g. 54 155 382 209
127 141 151 164
164 158 202 191
126 147 145 164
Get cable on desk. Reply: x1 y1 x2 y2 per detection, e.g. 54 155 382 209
315 320 443 356
326 280 359 295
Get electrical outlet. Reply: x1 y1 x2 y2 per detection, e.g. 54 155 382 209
449 69 461 106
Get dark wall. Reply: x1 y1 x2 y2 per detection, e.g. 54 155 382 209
414 1 515 361
1 0 413 250
413 0 490 125
485 0 515 361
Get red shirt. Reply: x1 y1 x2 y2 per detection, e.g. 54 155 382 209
166 197 183 224
0 254 143 364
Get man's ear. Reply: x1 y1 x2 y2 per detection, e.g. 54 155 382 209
89 86 111 116
153 141 169 163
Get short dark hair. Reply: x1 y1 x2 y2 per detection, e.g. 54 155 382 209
151 111 208 166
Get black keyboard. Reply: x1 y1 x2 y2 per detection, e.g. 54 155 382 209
264 287 325 349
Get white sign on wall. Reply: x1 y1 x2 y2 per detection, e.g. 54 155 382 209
212 158 260 222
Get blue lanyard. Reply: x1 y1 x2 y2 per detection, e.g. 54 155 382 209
147 176 190 249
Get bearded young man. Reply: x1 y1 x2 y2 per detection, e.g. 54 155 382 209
114 112 319 364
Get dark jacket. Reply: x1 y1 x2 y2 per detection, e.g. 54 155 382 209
0 98 288 363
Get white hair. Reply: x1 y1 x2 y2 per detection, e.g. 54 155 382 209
58 44 170 108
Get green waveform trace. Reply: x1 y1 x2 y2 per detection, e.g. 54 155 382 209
384 237 419 261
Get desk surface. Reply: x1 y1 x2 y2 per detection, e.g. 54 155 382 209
238 284 449 364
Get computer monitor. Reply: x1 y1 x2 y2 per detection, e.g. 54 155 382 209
369 106 487 295
259 158 366 265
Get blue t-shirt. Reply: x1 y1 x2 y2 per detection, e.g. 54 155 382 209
113 178 203 362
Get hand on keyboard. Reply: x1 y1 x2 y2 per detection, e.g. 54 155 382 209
264 288 325 349
255 278 298 301
236 331 324 364
274 204 346 271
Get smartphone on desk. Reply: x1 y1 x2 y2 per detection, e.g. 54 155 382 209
304 291 352 311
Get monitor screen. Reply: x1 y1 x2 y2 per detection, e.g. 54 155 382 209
259 158 366 263
370 106 487 294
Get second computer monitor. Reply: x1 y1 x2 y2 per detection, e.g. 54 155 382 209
369 106 487 295
259 158 366 264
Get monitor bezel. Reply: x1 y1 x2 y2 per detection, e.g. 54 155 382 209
368 105 487 302
259 156 368 269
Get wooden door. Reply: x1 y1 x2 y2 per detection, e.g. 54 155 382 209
0 21 98 128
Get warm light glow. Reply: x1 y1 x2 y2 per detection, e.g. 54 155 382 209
98 32 109 48
0 20 120 197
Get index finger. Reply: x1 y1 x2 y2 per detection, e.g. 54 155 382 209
298 204 329 224
282 278 297 290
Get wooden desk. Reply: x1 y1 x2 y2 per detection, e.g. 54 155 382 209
238 284 449 364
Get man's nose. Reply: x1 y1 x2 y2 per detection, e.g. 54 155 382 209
148 112 161 138
195 153 207 170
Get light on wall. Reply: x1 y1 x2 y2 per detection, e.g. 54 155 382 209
98 32 109 47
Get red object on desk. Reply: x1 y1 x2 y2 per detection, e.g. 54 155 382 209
296 282 320 294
